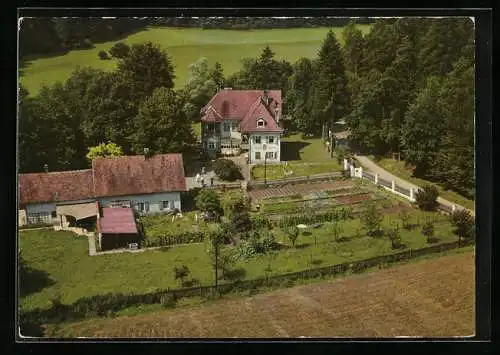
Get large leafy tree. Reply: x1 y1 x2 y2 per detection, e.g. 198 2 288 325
312 30 350 136
181 57 220 122
117 41 176 102
359 19 398 75
130 87 195 155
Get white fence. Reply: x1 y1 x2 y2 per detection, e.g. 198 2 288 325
344 159 462 215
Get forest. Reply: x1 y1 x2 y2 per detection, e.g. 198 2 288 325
18 18 474 200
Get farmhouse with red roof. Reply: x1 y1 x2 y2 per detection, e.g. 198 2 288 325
18 153 187 227
200 88 284 164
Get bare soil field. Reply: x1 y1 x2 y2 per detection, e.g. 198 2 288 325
48 251 475 338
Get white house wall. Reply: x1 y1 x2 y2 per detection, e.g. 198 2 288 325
249 133 281 164
98 192 182 214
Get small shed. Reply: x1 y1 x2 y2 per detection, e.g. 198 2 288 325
97 207 140 251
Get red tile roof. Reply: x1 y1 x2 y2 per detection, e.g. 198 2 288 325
19 169 94 205
98 207 138 234
92 153 187 198
19 153 187 205
201 89 283 133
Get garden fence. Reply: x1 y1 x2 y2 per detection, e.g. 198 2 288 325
21 238 474 327
248 172 343 190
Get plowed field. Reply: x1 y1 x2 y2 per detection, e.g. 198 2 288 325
48 251 475 338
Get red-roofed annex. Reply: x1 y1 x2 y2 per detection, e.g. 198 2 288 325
18 153 187 229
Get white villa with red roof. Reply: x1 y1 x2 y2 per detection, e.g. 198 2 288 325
200 88 284 164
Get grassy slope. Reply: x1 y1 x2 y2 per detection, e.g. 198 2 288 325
252 133 342 180
372 157 475 210
20 207 455 311
20 26 372 95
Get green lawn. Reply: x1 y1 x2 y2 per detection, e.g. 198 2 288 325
20 25 372 96
251 161 342 180
20 206 456 312
372 157 475 210
141 211 203 236
251 133 343 180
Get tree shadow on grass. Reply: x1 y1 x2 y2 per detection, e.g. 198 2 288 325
427 236 441 244
301 231 312 236
280 141 311 161
224 268 247 281
311 259 323 266
294 242 312 249
20 267 55 297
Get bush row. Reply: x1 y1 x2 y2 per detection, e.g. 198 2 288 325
278 207 354 229
142 231 204 248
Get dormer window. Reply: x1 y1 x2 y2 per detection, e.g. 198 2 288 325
257 118 265 127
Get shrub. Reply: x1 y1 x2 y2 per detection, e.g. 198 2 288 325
213 159 243 181
173 265 190 286
109 41 130 58
231 211 253 235
98 50 110 60
251 214 272 230
195 189 222 215
283 226 299 247
387 227 402 249
221 190 248 220
399 209 412 230
415 184 439 211
160 293 177 308
361 204 383 237
450 209 475 245
421 221 435 243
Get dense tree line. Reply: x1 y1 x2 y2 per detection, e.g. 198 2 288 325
19 18 474 200
19 18 146 57
150 17 374 29
18 42 195 173
20 17 374 58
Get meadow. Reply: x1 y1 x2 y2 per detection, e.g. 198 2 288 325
19 25 372 95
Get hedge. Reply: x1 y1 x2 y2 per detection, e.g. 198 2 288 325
142 231 204 248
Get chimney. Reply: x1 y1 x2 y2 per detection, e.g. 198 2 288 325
43 164 49 173
262 90 270 106
144 147 151 159
275 107 280 122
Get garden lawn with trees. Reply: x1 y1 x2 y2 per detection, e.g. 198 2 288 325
19 200 463 314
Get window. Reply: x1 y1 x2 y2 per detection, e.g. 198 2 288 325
267 136 275 144
231 122 239 131
254 136 261 144
208 142 216 150
265 152 275 159
136 202 144 212
257 119 265 127
162 201 170 210
27 212 51 224
223 122 230 132
144 202 149 212
207 123 215 132
255 152 261 160
51 211 57 218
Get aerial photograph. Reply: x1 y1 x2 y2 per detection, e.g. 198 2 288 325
18 16 476 338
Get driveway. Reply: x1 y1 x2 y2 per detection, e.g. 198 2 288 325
354 155 475 216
